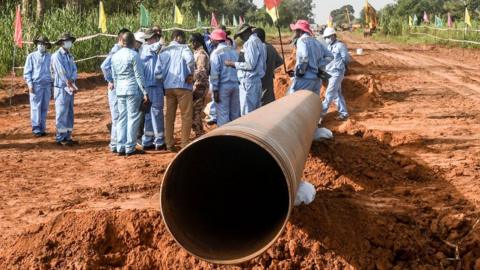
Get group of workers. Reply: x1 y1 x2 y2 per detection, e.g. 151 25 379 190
23 19 350 156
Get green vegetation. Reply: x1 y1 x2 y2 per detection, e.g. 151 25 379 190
375 0 479 48
0 0 312 77
330 5 355 26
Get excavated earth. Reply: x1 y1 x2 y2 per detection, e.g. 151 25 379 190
0 33 479 269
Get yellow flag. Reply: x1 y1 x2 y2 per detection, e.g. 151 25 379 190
98 1 107 33
174 5 183 25
409 16 413 26
266 6 278 23
465 8 472 27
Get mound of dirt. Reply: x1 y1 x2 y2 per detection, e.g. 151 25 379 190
2 134 479 270
0 209 352 270
334 119 423 147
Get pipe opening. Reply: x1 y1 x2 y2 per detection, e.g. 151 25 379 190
161 135 290 263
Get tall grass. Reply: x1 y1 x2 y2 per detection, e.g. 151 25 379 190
377 15 480 48
0 6 286 78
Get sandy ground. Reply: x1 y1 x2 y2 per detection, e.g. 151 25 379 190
0 33 479 269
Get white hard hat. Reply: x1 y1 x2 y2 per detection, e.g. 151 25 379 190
323 27 336 37
134 32 146 44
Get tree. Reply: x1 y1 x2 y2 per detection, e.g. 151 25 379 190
330 5 355 25
387 0 480 22
276 0 314 26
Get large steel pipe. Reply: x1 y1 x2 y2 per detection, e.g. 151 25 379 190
160 90 322 264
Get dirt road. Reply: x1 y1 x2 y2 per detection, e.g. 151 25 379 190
0 33 479 269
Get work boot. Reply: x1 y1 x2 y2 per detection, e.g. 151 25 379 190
65 140 78 146
206 119 217 126
155 144 167 151
142 145 155 151
125 149 145 157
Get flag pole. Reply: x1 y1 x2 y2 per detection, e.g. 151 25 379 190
274 7 288 73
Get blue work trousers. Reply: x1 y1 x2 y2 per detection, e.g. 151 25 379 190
216 87 240 127
30 84 51 134
142 86 165 147
54 87 74 142
116 94 143 154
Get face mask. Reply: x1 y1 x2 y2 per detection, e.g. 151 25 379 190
37 44 46 53
325 38 333 45
63 41 73 49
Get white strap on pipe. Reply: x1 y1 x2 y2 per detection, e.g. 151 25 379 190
410 32 480 45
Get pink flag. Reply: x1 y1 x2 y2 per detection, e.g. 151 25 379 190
447 12 453 28
14 5 23 48
423 11 429 23
211 12 218 28
239 16 244 25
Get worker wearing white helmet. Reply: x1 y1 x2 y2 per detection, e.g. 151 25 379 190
134 32 146 54
322 27 350 121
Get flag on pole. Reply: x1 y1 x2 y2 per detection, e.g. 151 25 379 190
435 15 444 28
447 12 453 28
222 14 225 25
408 16 413 27
174 4 183 25
465 8 472 27
233 15 238 26
423 11 429 23
239 16 244 24
413 14 418 25
211 12 218 28
140 4 150 27
265 0 281 23
328 15 333 27
197 11 202 27
98 1 107 33
13 5 22 48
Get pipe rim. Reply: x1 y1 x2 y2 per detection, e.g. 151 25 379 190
160 129 296 264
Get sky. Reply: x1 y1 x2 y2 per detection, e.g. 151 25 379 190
253 0 395 24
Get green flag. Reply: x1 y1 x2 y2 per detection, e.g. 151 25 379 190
233 15 238 26
413 14 418 25
435 15 444 28
140 4 150 27
197 10 202 27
